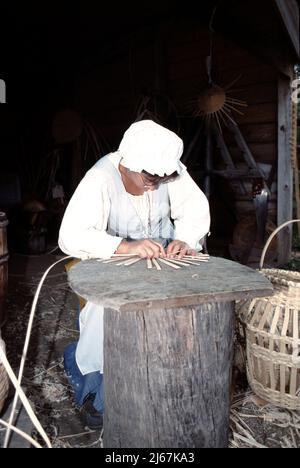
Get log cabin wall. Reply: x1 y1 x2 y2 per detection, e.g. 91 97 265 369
73 20 279 265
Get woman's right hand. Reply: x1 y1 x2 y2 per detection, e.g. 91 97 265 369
116 239 166 258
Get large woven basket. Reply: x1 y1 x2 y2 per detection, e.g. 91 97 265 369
238 219 300 410
0 336 9 413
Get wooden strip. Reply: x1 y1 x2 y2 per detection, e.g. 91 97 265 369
157 258 181 269
103 257 134 264
290 368 297 396
280 306 290 395
250 301 264 327
258 303 272 387
258 305 271 331
270 305 282 391
181 257 209 263
152 258 162 270
174 258 205 265
183 254 210 259
111 254 138 257
290 308 299 395
116 258 140 266
165 258 190 267
123 257 143 266
293 308 299 346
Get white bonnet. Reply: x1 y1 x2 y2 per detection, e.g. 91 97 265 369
118 120 186 176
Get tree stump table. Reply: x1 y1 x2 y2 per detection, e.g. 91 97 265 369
68 256 273 448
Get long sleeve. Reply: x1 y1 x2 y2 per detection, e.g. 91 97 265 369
168 171 210 249
58 170 123 260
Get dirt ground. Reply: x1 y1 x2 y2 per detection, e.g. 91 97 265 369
0 249 299 448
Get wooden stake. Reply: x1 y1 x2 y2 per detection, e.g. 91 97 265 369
165 258 190 267
123 257 143 266
176 258 206 265
152 258 162 270
183 254 209 260
157 258 181 269
116 258 140 266
111 254 138 257
103 257 134 264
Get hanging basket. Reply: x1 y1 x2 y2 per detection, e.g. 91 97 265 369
237 219 300 410
0 336 9 413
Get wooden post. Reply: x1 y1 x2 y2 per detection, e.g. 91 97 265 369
68 257 273 448
104 302 234 448
277 72 293 264
0 213 9 328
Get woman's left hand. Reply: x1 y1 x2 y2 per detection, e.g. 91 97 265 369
166 240 196 259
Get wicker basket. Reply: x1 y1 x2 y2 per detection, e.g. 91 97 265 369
238 219 300 410
0 336 9 413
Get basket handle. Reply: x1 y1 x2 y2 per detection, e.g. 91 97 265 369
259 219 300 270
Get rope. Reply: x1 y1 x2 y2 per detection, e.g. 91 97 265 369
259 219 300 270
1 255 72 448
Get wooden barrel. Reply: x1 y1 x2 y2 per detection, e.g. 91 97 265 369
0 212 9 328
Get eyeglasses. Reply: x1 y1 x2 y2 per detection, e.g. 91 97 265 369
138 172 178 189
138 173 160 189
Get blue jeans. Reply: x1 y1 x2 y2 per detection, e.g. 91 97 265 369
64 341 104 413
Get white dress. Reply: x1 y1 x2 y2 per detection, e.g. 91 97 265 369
59 152 210 374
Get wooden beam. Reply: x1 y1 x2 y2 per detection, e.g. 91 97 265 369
291 101 300 235
275 0 300 59
277 72 294 264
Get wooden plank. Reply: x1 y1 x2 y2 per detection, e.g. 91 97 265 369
226 124 276 145
168 63 277 89
277 74 293 264
212 123 235 169
275 0 299 58
234 103 277 125
226 121 271 188
227 143 276 165
291 101 300 235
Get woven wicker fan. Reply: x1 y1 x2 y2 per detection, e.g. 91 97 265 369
193 81 247 132
190 4 247 131
185 5 273 261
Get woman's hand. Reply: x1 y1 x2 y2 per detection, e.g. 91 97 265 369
116 239 166 258
166 240 196 258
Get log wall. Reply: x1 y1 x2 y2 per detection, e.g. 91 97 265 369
73 20 280 263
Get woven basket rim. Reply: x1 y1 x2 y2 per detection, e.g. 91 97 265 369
261 268 300 287
246 367 300 410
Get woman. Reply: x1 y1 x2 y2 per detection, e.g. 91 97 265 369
59 120 210 429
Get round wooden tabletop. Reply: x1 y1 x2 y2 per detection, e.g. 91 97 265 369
68 256 273 311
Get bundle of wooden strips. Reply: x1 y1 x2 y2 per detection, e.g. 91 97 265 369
237 220 300 410
98 253 210 270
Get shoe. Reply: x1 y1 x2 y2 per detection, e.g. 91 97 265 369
81 394 103 430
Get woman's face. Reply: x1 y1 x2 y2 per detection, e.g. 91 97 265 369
119 163 178 196
120 170 159 195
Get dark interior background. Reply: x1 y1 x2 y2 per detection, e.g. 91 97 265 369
0 0 298 258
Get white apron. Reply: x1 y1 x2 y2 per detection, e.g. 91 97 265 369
76 155 174 375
